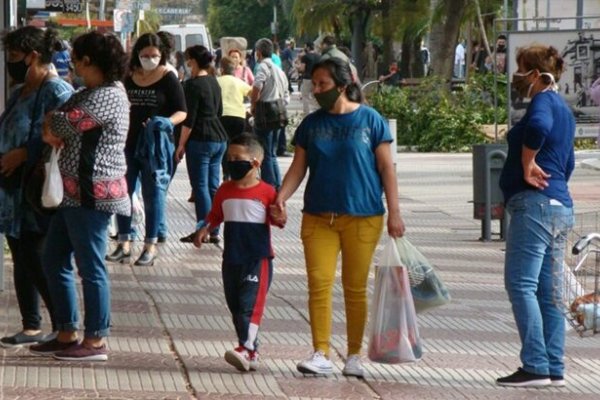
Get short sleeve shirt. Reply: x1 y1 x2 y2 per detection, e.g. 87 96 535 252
293 105 392 215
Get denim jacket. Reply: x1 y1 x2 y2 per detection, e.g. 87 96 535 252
134 116 174 189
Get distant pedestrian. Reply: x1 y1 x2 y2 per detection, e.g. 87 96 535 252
176 45 228 245
272 58 405 377
298 41 320 115
217 55 252 178
229 48 254 85
193 133 285 372
497 44 574 388
106 32 187 266
250 38 289 189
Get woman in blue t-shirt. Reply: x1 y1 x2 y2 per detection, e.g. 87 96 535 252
0 26 73 349
273 58 405 377
496 45 575 388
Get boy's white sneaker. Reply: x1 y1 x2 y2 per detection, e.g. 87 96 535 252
249 351 259 371
225 346 251 372
297 350 334 375
342 354 364 377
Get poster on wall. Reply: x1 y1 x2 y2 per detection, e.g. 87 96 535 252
507 30 600 139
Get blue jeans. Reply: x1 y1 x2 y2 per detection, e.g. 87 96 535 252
254 127 281 189
43 207 112 338
504 190 574 377
185 140 226 233
117 148 168 244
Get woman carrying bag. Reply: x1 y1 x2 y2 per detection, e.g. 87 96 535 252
0 26 73 348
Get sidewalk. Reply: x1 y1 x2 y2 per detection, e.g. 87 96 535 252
1 152 600 400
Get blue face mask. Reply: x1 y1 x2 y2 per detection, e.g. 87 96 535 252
227 160 254 180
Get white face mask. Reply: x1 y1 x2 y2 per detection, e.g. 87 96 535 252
139 56 160 71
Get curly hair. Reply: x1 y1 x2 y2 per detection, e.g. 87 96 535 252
1 26 61 64
72 31 128 83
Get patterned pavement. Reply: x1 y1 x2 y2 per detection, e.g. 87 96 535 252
1 151 600 400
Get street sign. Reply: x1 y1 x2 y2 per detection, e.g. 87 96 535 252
114 9 134 33
45 0 83 13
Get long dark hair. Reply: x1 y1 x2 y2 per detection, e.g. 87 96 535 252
129 33 168 71
311 58 363 103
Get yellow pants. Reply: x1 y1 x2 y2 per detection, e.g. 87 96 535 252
301 213 383 356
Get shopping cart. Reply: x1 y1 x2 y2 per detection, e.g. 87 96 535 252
553 213 600 337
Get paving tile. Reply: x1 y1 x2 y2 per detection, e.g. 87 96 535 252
2 152 600 399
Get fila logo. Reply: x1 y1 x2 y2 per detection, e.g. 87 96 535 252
245 275 259 283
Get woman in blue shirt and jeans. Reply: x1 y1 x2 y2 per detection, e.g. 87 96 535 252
497 45 575 388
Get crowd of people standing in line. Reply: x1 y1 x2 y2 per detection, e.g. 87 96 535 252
0 25 578 389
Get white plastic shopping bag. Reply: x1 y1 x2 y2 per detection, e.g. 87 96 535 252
368 238 423 364
131 192 145 228
41 147 63 208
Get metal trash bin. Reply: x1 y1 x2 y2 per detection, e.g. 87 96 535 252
472 144 508 241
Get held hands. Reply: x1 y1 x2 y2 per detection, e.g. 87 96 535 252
193 227 209 248
269 200 287 227
523 160 550 190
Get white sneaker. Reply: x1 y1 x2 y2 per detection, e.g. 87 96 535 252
224 347 251 372
297 351 334 375
342 354 364 377
249 351 259 371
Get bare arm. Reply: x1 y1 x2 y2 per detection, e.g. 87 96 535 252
250 86 261 115
169 111 187 126
175 125 192 163
271 146 308 224
375 142 405 237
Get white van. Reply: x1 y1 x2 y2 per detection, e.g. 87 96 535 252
158 24 213 53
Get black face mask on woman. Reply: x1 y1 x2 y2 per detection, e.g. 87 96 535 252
7 59 28 83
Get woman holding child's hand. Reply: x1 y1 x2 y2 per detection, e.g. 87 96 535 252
275 58 404 378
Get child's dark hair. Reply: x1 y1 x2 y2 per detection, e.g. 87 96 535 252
2 26 61 64
129 33 168 71
72 31 128 83
229 133 264 159
311 58 363 103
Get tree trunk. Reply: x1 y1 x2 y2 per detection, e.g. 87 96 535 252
429 0 468 81
350 9 370 80
410 35 425 77
380 0 395 72
399 29 411 78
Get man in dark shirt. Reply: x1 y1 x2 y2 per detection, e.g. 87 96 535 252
299 41 320 114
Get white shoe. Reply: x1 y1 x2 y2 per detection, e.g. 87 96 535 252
224 347 251 372
297 351 334 375
342 354 364 377
249 351 259 371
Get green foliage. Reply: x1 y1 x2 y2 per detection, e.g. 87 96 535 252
369 74 509 152
207 0 291 45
